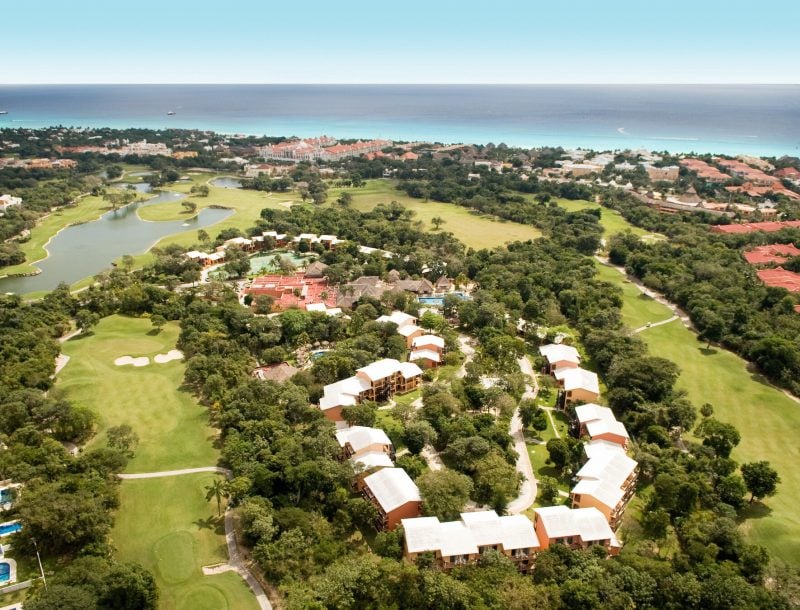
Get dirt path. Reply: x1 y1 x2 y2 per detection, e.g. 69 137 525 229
116 466 232 480
633 315 679 334
455 334 475 379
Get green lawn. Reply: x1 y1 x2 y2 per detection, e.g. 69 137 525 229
332 180 542 250
58 315 219 472
593 262 675 330
551 197 662 241
112 474 259 610
600 260 800 564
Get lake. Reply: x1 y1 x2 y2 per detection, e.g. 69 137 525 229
210 177 242 189
0 190 233 294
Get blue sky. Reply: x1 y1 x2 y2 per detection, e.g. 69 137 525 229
5 0 799 84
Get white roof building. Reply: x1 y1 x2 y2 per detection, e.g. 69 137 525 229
538 344 581 367
0 194 22 214
403 510 540 556
335 426 392 454
363 468 421 513
376 310 417 329
410 349 441 364
575 404 629 443
352 451 394 472
534 505 620 546
555 367 600 395
412 335 445 350
319 376 371 412
571 450 638 512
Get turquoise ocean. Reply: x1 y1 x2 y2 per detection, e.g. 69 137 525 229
0 84 798 157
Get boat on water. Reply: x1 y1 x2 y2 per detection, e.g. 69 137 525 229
0 111 8 115
167 111 176 116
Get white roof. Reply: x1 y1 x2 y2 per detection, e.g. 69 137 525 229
402 511 539 557
319 375 371 411
335 426 392 452
305 303 327 312
410 349 441 363
585 418 629 441
584 439 626 459
357 358 404 381
363 468 421 512
539 343 581 365
534 506 619 545
555 367 600 395
572 451 637 510
262 230 287 239
223 237 253 247
397 324 423 338
574 404 628 441
398 361 423 378
376 311 417 329
575 403 615 425
207 252 225 261
412 335 445 349
351 451 394 472
185 250 207 259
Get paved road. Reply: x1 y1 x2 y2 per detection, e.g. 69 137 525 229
117 466 272 609
507 356 539 515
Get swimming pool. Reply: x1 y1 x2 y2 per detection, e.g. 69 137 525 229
0 522 21 537
0 562 10 584
417 292 471 306
0 489 11 504
310 349 330 360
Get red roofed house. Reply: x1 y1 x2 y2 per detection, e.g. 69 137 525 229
711 220 800 234
246 273 337 311
775 167 800 180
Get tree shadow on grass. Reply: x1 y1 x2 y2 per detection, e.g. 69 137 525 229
699 347 718 356
195 516 217 531
146 328 161 336
738 502 773 522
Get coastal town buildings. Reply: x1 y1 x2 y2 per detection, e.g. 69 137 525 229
402 511 539 571
259 137 391 162
742 244 800 266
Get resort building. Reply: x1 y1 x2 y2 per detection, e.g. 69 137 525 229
351 451 395 477
402 511 540 571
360 467 422 531
245 273 337 311
0 195 22 216
533 506 621 555
643 164 680 182
570 443 638 529
711 220 800 234
292 233 345 250
410 334 445 368
319 358 423 422
555 367 600 406
376 310 424 348
573 404 629 448
335 426 394 461
258 137 391 162
538 343 581 374
251 362 299 384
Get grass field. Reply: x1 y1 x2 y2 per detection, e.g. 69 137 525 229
549 196 662 241
593 262 674 330
112 473 259 610
597 258 800 564
58 315 218 472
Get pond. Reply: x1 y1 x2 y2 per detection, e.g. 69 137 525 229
0 190 233 294
210 177 242 189
116 182 153 193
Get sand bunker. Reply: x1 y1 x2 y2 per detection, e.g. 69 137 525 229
114 355 150 367
154 349 184 364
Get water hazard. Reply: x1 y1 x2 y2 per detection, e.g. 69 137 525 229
0 189 233 294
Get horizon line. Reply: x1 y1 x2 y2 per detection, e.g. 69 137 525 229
1 82 799 87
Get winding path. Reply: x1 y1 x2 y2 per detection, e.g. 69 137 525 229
117 467 272 610
507 356 539 515
633 315 678 334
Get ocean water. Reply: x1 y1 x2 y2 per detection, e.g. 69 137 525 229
0 84 799 156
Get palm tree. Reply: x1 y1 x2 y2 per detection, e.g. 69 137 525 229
205 479 228 516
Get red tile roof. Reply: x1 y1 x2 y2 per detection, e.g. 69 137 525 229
756 268 800 292
711 220 800 234
246 273 337 310
743 244 800 265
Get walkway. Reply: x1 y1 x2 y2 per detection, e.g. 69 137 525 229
455 334 475 379
507 356 539 515
116 466 232 480
633 315 678 334
117 466 271 610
